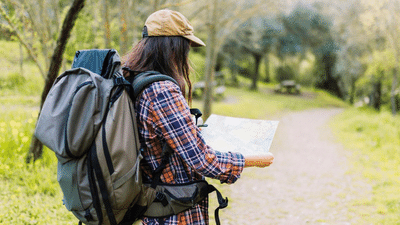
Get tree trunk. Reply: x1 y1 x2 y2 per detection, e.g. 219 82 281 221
103 0 111 48
20 43 24 77
120 0 129 54
264 55 270 83
388 0 399 116
170 0 179 11
251 53 261 90
349 77 356 105
52 0 60 35
154 0 160 11
129 0 140 46
370 78 382 111
39 0 51 71
391 67 398 115
315 52 342 98
27 0 86 163
229 58 239 87
203 0 218 120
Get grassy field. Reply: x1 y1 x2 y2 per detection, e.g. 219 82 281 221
330 107 400 224
1 40 399 224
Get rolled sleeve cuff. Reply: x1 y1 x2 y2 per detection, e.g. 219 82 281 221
219 151 245 184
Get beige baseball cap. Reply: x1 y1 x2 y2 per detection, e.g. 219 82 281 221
143 9 206 47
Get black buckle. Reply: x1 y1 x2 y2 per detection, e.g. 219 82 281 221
190 108 208 127
155 192 169 207
219 197 228 209
142 26 148 38
84 209 94 221
114 76 125 85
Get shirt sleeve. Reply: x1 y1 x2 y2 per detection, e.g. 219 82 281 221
147 81 245 184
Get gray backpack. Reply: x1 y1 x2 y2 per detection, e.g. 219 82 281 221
35 49 228 225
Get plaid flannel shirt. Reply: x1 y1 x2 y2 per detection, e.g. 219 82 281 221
135 80 245 225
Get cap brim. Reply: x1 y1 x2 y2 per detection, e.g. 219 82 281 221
184 34 206 47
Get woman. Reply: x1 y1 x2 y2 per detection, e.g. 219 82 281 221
123 9 274 225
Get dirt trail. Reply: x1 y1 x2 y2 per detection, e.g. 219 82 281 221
222 108 372 225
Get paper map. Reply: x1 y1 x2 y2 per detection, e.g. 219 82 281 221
200 114 279 156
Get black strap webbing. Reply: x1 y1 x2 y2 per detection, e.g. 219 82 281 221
101 82 130 176
91 145 118 225
87 145 103 225
151 144 173 188
207 185 228 225
101 114 114 175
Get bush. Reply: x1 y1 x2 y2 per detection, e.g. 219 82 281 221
0 72 26 89
275 65 295 82
0 25 15 41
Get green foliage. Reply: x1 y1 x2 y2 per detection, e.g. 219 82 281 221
331 108 400 224
363 50 395 78
0 70 43 96
296 51 316 86
0 107 76 224
0 40 28 65
355 49 397 109
0 40 44 97
189 50 206 81
0 72 26 89
281 3 332 50
0 23 15 41
64 10 105 63
275 65 295 82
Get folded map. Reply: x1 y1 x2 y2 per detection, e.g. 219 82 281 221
200 114 279 156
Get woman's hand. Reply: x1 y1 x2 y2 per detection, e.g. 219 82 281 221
244 152 274 168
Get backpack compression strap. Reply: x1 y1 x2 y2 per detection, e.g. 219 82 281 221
86 77 133 225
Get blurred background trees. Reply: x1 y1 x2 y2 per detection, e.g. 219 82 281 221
1 0 400 160
2 0 398 113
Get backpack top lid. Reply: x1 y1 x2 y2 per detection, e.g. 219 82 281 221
72 49 121 79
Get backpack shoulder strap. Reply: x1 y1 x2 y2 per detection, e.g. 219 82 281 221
122 68 179 100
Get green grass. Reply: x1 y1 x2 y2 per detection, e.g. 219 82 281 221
0 40 44 98
0 107 76 224
0 40 74 224
331 107 400 224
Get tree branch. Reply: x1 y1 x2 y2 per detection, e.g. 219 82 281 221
42 0 86 99
0 3 46 78
27 0 86 163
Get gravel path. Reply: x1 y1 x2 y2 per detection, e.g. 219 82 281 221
221 108 373 225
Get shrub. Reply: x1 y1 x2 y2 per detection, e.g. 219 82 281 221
0 72 26 89
275 65 295 82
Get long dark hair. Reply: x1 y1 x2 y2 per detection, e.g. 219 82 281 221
122 36 192 103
